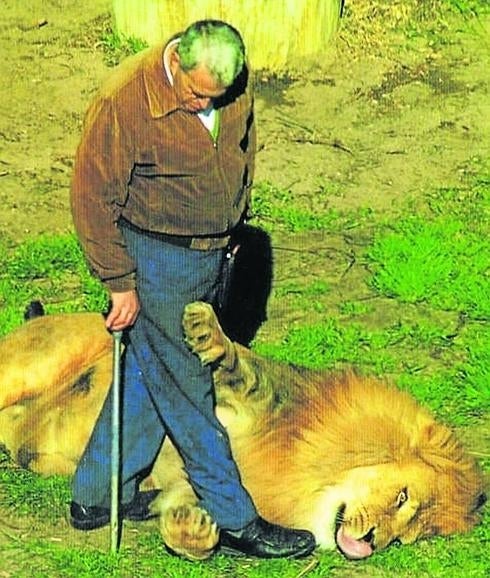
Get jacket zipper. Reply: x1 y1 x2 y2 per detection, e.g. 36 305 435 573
197 111 238 227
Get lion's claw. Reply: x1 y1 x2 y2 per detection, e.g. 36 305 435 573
159 504 219 561
182 302 226 364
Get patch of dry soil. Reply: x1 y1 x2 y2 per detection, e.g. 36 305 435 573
1 1 488 242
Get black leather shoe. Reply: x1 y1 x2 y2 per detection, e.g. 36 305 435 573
70 502 110 531
70 490 160 531
220 516 316 559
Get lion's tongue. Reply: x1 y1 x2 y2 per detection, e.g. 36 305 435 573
336 527 374 560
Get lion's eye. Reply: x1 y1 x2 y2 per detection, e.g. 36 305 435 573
396 488 408 508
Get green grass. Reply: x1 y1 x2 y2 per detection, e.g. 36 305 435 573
0 533 342 578
255 317 489 423
100 30 148 66
0 233 108 336
367 216 489 319
0 507 487 578
251 180 372 233
0 453 70 520
365 519 490 577
444 0 490 16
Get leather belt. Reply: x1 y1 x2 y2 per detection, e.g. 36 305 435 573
118 218 230 251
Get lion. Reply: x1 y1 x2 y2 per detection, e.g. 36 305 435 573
0 302 486 561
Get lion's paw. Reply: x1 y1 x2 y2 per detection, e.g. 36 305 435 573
159 504 219 561
182 302 226 364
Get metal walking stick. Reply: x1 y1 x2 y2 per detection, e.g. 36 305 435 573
110 330 123 554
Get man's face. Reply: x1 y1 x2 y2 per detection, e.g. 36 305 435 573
170 53 227 113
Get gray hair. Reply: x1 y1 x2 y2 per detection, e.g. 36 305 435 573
176 20 245 88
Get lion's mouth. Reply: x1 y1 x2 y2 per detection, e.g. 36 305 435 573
336 526 375 559
335 507 375 560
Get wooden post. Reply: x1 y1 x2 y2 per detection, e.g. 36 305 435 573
112 0 342 72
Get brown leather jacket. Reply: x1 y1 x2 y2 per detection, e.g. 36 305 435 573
71 44 255 291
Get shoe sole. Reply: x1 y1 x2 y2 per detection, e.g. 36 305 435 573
219 543 315 559
70 515 110 531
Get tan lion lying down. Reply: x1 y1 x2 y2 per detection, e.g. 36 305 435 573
0 302 486 560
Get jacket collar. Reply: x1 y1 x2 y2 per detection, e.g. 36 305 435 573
142 44 179 118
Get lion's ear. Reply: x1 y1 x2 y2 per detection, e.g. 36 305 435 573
472 491 487 513
419 421 451 445
410 416 446 451
479 471 490 501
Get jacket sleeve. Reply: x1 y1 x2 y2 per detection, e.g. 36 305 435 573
70 96 136 292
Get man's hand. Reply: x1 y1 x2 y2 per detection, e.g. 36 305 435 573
106 290 140 331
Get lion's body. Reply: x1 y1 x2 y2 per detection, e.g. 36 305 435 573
0 304 485 560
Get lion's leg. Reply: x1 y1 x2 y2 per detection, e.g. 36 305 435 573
183 302 271 419
150 440 219 560
182 302 237 369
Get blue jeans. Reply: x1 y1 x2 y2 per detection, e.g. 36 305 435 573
72 225 257 530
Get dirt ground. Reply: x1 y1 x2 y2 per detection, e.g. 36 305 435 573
0 0 489 575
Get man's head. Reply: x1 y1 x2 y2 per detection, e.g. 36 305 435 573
170 20 246 113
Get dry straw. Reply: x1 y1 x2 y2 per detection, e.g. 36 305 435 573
338 0 445 57
113 0 343 72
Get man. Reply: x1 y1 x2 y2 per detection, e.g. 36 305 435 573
70 19 315 559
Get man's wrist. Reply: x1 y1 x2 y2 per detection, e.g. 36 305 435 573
104 272 137 293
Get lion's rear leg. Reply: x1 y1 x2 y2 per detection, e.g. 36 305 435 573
183 302 236 368
151 483 219 560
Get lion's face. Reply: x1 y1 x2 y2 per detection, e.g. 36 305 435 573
313 459 481 560
332 462 434 559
